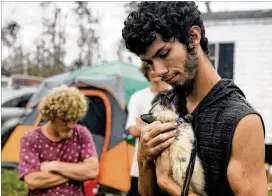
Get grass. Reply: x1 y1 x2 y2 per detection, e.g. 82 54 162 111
1 167 125 196
2 167 272 196
1 168 28 196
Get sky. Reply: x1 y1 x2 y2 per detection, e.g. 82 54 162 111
2 1 272 67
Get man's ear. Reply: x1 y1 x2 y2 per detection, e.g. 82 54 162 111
190 25 201 48
140 114 155 124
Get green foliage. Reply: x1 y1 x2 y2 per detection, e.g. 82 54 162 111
1 168 28 196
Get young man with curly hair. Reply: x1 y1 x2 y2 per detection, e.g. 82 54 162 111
126 62 170 196
122 2 266 196
19 85 99 196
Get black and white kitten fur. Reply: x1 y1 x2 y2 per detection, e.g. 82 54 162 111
141 94 206 196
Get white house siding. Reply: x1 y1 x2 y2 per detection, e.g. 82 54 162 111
204 18 272 144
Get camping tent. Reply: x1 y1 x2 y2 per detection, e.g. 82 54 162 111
1 73 71 148
1 61 149 192
65 61 149 107
27 72 71 107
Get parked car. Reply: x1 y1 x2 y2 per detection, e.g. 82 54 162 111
1 87 37 146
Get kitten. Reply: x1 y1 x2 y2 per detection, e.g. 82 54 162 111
141 94 206 196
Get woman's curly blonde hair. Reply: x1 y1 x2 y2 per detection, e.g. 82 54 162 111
38 85 87 122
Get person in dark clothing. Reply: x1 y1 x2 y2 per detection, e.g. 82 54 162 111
122 2 267 196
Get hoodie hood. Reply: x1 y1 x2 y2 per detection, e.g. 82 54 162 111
169 79 246 118
170 79 263 196
196 79 246 113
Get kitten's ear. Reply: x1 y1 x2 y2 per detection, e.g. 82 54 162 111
168 93 175 102
140 114 155 124
161 94 171 105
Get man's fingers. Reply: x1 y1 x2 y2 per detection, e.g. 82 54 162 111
141 121 162 142
147 129 177 147
142 121 162 133
149 122 177 138
139 121 177 161
146 137 175 160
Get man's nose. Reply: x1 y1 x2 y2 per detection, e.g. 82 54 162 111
67 121 76 129
152 59 168 77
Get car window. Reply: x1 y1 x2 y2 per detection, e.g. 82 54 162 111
2 93 33 108
2 97 21 107
1 81 8 88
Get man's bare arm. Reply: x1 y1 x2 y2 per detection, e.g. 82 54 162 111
51 157 99 181
138 161 158 196
157 176 199 196
155 148 198 196
128 117 145 137
24 171 69 190
227 114 267 196
129 125 142 137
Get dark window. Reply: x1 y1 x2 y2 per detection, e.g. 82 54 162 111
208 43 216 68
208 44 215 57
218 43 234 79
208 43 234 79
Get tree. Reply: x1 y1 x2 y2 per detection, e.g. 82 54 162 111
73 1 99 68
1 21 25 74
1 21 20 48
124 1 139 14
205 2 212 13
35 2 67 77
117 1 140 63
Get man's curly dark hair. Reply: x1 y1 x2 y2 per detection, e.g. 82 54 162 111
122 1 209 56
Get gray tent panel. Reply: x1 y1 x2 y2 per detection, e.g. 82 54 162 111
27 72 71 107
68 75 126 107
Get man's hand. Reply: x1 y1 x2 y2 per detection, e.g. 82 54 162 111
138 121 177 162
128 117 145 137
40 161 59 172
136 117 144 126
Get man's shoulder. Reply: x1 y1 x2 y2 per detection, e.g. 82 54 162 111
223 93 256 114
22 127 41 140
215 94 264 134
128 87 152 106
131 87 151 98
75 124 90 136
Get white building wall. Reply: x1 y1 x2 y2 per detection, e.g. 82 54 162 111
205 19 272 144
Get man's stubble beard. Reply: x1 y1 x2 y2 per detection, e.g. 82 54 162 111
173 49 198 97
170 49 198 116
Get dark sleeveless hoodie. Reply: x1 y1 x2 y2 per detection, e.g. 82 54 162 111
161 79 265 196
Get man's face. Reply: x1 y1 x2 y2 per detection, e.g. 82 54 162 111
147 68 162 83
52 118 78 140
140 36 198 90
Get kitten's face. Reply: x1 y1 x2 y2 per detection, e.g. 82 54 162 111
141 94 178 124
